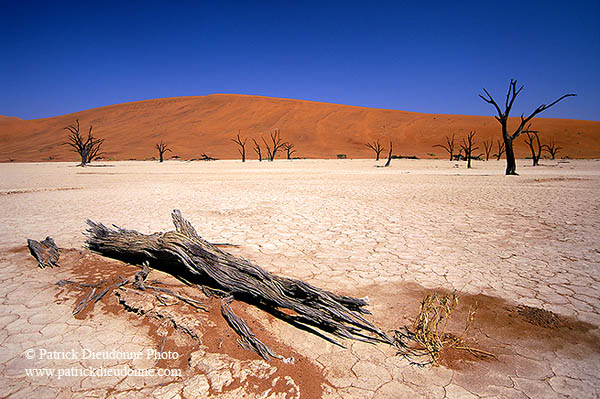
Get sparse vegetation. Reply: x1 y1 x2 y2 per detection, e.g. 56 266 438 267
252 139 262 161
262 129 286 161
155 140 171 162
282 143 296 160
482 139 493 161
479 79 575 175
543 140 562 159
459 131 478 168
231 131 248 162
65 119 104 167
366 140 385 161
524 128 543 166
433 133 456 161
493 140 505 160
393 292 494 366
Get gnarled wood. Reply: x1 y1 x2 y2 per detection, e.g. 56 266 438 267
84 210 392 351
27 236 60 268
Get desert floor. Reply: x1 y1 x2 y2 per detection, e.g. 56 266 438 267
1 158 599 398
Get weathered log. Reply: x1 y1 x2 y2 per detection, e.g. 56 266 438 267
84 210 392 348
27 236 60 268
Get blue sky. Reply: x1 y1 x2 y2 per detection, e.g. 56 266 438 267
1 1 599 120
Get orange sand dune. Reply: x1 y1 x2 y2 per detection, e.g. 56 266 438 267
0 94 598 162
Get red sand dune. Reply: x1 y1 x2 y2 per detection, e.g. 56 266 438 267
0 94 598 162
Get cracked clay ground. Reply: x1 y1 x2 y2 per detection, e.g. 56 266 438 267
1 159 599 398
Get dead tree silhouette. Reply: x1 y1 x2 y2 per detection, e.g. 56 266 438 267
65 120 104 167
366 140 385 161
524 128 543 166
479 79 575 175
433 134 456 161
155 140 171 162
543 141 562 160
231 131 248 162
252 139 262 161
494 140 506 160
459 131 478 169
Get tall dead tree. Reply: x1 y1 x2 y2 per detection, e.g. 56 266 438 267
65 120 104 167
366 140 385 161
155 140 171 162
283 143 296 160
524 128 543 166
460 131 478 169
494 140 505 160
231 131 248 162
262 129 286 161
384 141 393 167
479 79 575 175
482 139 493 161
543 141 562 160
252 139 262 161
433 134 455 161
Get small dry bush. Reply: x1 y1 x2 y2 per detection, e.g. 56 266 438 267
393 292 494 366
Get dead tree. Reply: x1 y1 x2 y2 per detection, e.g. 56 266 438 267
262 129 286 161
27 237 60 269
230 131 247 162
433 133 455 161
459 131 478 169
65 120 104 166
252 139 262 161
543 141 562 159
479 79 575 175
283 143 296 160
366 140 385 161
84 210 393 359
494 140 506 160
482 139 493 161
384 141 392 167
524 128 543 166
155 140 171 162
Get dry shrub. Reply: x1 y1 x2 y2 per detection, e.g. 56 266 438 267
393 292 494 366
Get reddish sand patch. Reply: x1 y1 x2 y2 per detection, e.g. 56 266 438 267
53 248 326 398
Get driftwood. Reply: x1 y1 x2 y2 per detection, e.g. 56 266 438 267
27 236 60 268
84 210 392 358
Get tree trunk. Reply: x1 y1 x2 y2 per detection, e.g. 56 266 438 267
159 152 164 162
384 141 392 167
84 210 392 346
504 137 517 175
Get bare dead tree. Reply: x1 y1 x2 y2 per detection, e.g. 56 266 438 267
384 141 393 167
155 140 171 162
479 79 575 175
524 128 543 166
366 140 385 161
283 143 296 160
262 129 286 161
543 141 562 160
252 139 262 161
482 139 493 161
65 120 104 166
493 140 506 160
230 130 247 162
459 131 478 169
433 133 455 161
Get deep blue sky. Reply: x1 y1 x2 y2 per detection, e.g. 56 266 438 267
1 1 599 121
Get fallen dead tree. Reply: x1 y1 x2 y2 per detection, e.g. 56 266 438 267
27 237 60 268
83 210 393 360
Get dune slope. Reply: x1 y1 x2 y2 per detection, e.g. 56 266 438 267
0 94 598 161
